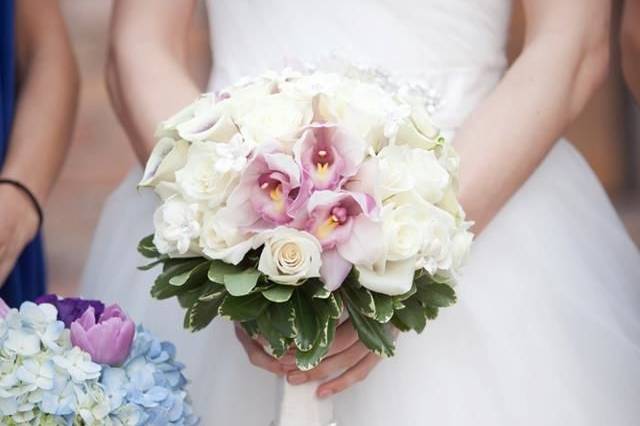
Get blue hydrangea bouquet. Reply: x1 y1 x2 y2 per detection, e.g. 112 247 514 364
0 296 198 425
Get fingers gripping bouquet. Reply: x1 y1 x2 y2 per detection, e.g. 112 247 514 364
138 65 473 370
0 296 198 425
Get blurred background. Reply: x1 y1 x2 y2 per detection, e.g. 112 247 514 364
48 1 640 296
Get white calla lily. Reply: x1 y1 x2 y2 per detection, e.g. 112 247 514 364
139 137 189 187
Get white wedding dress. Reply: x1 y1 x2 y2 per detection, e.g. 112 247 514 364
81 0 640 424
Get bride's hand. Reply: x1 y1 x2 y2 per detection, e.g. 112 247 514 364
282 320 386 399
236 319 392 398
0 185 40 285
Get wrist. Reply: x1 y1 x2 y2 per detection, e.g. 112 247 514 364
0 180 42 238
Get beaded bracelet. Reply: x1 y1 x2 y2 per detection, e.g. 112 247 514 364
0 178 43 230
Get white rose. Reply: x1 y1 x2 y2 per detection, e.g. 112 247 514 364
257 227 322 285
436 140 460 175
175 141 242 207
139 137 189 188
234 93 312 145
378 145 450 203
153 196 201 256
450 227 473 271
199 208 255 265
416 202 459 275
317 81 394 152
381 192 430 262
393 104 440 150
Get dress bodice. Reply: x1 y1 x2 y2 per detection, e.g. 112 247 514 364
205 0 512 128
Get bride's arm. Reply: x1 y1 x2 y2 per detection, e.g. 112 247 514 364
285 0 611 398
106 0 201 164
456 0 610 232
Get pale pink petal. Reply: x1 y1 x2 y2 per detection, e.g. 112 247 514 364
337 216 385 268
320 250 352 291
344 157 381 202
264 152 301 187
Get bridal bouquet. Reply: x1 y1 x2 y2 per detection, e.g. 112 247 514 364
0 296 198 425
138 65 473 370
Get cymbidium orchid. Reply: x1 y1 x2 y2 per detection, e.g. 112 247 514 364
226 145 311 228
294 124 366 191
304 190 383 290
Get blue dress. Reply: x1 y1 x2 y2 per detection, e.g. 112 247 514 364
0 0 46 307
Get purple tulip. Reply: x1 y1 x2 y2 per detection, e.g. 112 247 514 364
70 304 135 366
0 297 10 319
36 295 105 328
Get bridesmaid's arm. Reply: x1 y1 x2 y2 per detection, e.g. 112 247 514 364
621 0 640 104
0 0 79 284
106 0 201 164
456 0 610 233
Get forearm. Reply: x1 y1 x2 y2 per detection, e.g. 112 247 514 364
107 46 201 163
107 0 202 164
621 0 640 104
1 11 79 203
455 21 609 232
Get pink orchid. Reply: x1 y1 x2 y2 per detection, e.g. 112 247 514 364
70 304 135 366
226 146 311 228
305 190 384 290
294 124 366 191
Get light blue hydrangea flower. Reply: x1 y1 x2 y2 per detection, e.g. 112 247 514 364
101 326 199 425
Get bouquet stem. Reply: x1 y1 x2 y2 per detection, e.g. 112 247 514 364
273 377 336 426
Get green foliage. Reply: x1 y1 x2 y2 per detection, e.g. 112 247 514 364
137 236 458 371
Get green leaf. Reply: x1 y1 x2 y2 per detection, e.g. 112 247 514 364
327 294 343 319
390 315 411 332
270 301 296 338
371 293 394 323
395 282 417 301
416 283 456 308
138 234 160 258
169 260 210 286
198 282 227 302
185 296 225 331
343 290 395 357
208 260 243 284
257 310 290 358
296 317 337 371
240 320 259 338
219 293 269 321
138 257 167 271
394 298 426 333
224 268 261 296
262 285 295 303
343 285 376 318
292 290 318 352
304 279 331 299
177 284 215 309
150 258 204 300
425 305 439 320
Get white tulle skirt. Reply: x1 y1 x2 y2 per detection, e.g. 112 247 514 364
81 140 640 425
